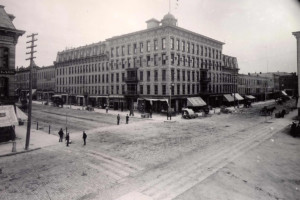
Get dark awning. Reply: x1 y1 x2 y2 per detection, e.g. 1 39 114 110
187 97 207 107
223 94 234 102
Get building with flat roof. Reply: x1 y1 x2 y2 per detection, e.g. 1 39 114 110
54 13 239 112
15 62 39 100
238 73 269 101
36 65 55 100
0 5 25 105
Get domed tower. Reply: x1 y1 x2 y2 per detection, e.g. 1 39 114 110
161 12 177 26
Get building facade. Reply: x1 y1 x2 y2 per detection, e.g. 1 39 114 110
15 64 39 99
238 73 269 101
0 5 24 104
36 65 55 100
54 13 240 111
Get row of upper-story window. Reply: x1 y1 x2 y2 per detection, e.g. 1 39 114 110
15 73 37 81
56 62 109 76
57 83 237 96
110 53 222 70
55 57 223 79
56 69 236 86
57 83 201 96
37 71 55 80
238 77 268 86
111 37 222 60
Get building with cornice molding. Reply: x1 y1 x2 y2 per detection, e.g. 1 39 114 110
0 5 24 105
54 13 239 112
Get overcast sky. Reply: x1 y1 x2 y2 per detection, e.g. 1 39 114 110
2 0 300 74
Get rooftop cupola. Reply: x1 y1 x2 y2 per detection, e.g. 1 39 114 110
161 12 177 26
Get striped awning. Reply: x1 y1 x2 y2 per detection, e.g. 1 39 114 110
232 93 244 101
187 97 207 107
223 94 234 102
281 91 288 96
245 95 256 99
0 105 18 127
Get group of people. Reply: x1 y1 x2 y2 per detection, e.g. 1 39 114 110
290 121 300 137
58 128 87 146
117 114 130 125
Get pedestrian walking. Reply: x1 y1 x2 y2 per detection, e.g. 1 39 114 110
66 132 70 147
58 128 64 142
126 114 129 124
83 131 87 145
149 109 152 118
106 106 108 113
117 114 120 125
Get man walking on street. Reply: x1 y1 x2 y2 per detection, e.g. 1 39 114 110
83 131 87 145
66 133 70 147
58 128 64 142
106 106 108 113
126 114 129 124
117 114 120 125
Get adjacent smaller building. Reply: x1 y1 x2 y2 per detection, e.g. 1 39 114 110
36 65 55 100
15 64 56 101
238 73 269 101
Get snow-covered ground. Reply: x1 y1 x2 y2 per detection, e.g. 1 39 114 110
0 99 299 200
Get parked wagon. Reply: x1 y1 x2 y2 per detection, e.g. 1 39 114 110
182 108 198 119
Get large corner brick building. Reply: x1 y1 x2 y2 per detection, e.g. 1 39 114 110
54 13 239 112
0 5 24 105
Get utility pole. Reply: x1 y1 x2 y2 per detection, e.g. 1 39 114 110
25 33 38 150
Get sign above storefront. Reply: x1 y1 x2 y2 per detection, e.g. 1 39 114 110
0 69 16 75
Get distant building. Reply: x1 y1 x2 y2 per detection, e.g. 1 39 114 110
36 65 55 100
0 5 25 105
238 73 269 101
54 13 239 111
15 62 39 99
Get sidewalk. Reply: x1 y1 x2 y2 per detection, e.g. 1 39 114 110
0 124 59 157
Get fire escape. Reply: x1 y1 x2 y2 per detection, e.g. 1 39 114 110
200 69 211 94
124 67 139 111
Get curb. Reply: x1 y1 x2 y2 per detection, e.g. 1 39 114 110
0 147 42 158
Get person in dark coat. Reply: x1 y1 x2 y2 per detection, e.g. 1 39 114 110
58 128 64 142
291 122 297 137
149 109 152 118
117 114 120 125
281 109 286 118
65 133 70 147
106 106 108 113
126 114 129 124
83 131 87 145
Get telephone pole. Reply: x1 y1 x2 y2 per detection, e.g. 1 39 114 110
25 33 38 150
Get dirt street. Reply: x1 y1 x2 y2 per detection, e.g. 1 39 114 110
0 100 299 200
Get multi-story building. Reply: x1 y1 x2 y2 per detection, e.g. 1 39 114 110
36 65 55 100
0 5 24 104
54 42 108 106
55 13 239 112
276 72 298 96
238 73 269 101
15 63 39 99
